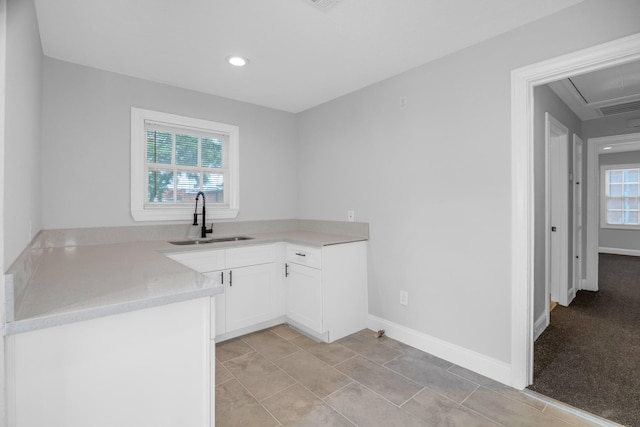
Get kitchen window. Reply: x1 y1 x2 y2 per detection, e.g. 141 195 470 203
601 164 640 229
131 108 239 221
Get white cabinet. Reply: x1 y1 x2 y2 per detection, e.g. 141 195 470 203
169 244 284 341
285 241 367 342
286 261 323 332
168 240 367 343
212 262 277 332
8 297 213 427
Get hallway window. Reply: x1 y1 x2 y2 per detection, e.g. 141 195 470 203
602 164 640 227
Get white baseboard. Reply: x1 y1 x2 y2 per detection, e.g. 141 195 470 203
533 311 548 341
367 315 512 386
579 278 587 291
599 247 640 257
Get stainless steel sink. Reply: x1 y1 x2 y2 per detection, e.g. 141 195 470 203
169 236 254 245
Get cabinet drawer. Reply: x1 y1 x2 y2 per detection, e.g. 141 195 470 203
166 249 225 273
226 244 275 268
286 245 322 269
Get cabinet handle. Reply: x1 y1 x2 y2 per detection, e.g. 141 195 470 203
229 270 233 287
295 252 306 257
221 271 224 285
285 263 289 277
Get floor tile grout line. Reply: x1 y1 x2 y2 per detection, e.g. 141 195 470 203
218 371 283 427
259 367 359 427
352 379 420 412
444 365 549 413
266 344 356 406
263 353 348 407
398 386 426 408
332 352 360 368
458 383 480 407
219 338 308 413
411 383 510 427
455 387 541 427
321 380 356 401
243 330 305 361
445 365 484 388
376 359 431 390
285 341 362 375
467 385 563 418
320 381 361 427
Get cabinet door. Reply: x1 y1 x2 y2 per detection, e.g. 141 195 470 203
286 263 323 333
226 263 276 332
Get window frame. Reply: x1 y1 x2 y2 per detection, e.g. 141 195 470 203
600 162 640 230
131 107 239 221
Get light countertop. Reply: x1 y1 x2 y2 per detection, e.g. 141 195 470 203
5 230 366 335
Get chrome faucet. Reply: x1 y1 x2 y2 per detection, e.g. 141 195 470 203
193 191 213 238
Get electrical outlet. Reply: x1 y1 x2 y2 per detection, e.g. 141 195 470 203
400 290 409 306
347 210 355 222
400 96 407 110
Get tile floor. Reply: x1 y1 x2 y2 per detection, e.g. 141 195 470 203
215 325 610 427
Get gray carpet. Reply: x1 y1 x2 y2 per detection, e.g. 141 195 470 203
528 254 640 427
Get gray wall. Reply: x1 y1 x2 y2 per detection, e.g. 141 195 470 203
599 150 640 251
532 85 582 322
296 0 640 363
41 58 299 229
4 0 42 267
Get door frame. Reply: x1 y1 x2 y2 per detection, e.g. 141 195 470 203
573 135 584 293
545 113 571 307
510 32 640 389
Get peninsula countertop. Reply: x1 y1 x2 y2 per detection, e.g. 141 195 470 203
5 228 367 335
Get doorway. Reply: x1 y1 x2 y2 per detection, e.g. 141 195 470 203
510 33 640 389
530 132 640 425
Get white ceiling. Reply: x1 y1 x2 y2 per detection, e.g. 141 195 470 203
34 0 584 113
549 60 640 121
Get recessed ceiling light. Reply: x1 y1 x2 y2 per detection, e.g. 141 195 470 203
227 56 249 67
602 146 613 150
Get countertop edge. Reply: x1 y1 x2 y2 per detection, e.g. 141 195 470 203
5 284 223 336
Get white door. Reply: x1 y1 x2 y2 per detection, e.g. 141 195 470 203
546 113 572 307
573 135 584 295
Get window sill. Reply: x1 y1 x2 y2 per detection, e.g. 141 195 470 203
131 207 239 222
600 223 640 231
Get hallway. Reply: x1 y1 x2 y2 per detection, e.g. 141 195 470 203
530 254 640 426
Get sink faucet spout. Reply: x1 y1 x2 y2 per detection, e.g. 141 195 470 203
193 192 213 238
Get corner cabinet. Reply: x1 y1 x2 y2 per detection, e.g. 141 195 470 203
285 241 367 343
